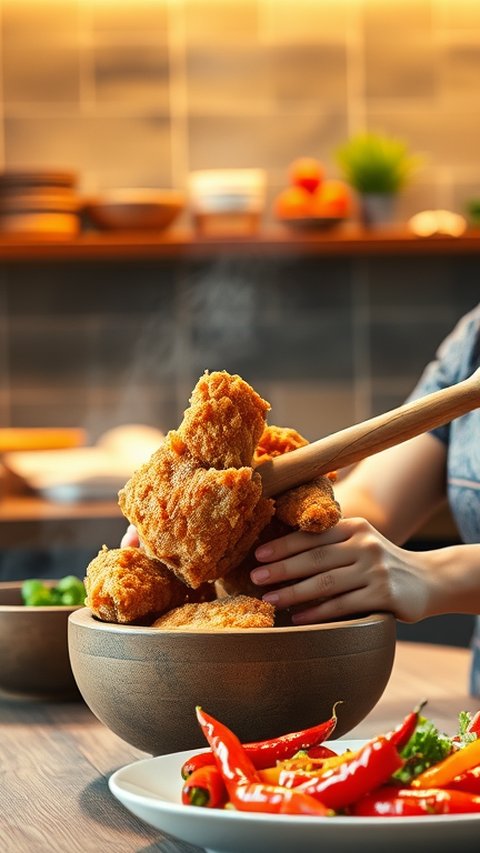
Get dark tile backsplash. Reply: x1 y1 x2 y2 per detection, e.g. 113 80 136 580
0 2 478 465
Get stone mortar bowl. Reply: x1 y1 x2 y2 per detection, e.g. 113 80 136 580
68 608 396 755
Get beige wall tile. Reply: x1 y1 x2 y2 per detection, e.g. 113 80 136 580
89 0 169 34
2 0 79 44
184 0 259 43
261 0 354 43
3 44 81 104
93 42 170 109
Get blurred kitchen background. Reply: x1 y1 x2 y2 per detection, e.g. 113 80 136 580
1 0 479 645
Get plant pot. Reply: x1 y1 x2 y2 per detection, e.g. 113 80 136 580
360 193 397 227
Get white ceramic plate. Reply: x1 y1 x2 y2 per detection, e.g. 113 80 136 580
109 739 480 853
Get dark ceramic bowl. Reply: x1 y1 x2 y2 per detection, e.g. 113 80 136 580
68 608 396 755
0 581 82 698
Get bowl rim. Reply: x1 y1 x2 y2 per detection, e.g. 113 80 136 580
69 606 395 636
0 579 84 613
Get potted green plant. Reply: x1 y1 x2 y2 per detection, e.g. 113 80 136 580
335 131 422 226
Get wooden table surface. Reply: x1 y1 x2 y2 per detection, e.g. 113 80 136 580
1 641 477 853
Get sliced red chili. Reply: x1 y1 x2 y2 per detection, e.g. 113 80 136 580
351 785 480 816
230 782 331 816
296 736 403 810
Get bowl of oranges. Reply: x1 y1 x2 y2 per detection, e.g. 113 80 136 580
273 157 354 230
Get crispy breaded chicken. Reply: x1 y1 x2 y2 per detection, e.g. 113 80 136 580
181 370 270 469
84 545 187 624
254 424 309 465
218 428 341 601
275 474 341 533
151 594 275 630
118 372 274 588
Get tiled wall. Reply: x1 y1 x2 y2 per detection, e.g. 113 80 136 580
1 0 480 216
0 0 479 446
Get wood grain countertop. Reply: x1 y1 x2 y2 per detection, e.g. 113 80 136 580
0 640 476 853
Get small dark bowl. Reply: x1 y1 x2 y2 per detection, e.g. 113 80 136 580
68 608 396 755
0 581 82 698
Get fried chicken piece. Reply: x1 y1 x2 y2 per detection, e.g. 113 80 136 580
119 437 274 588
218 428 342 602
118 372 275 589
217 515 290 600
275 474 341 533
254 424 309 465
84 545 187 624
180 370 270 469
151 594 275 630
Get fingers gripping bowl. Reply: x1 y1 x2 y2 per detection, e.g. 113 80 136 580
67 608 396 755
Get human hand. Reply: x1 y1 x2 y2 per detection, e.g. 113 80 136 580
250 517 434 625
120 523 140 548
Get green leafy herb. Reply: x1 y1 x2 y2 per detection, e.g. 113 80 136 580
455 710 478 745
393 716 453 784
21 575 86 607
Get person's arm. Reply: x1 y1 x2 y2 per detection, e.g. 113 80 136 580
332 430 448 544
249 431 480 623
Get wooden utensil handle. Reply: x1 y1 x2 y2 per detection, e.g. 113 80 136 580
259 367 480 497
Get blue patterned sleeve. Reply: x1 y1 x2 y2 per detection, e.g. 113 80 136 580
406 305 480 445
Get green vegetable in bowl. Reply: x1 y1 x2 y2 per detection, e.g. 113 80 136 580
21 575 86 607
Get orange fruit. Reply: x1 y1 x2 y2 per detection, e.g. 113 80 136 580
311 179 352 218
274 185 314 219
289 157 324 194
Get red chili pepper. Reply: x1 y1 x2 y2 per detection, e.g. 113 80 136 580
387 700 427 750
295 736 404 811
351 785 480 816
449 765 480 795
181 764 228 808
306 744 339 760
186 703 341 776
230 782 330 816
195 706 331 816
195 706 260 792
181 751 216 780
239 701 341 769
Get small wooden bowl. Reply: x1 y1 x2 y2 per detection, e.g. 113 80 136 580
68 608 396 755
0 581 82 698
84 189 185 232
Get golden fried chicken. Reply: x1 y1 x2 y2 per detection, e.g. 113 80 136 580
254 425 341 533
118 371 275 589
181 370 270 468
275 473 341 533
151 594 275 630
218 426 341 601
84 545 187 624
254 424 309 465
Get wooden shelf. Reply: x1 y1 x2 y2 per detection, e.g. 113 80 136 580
0 495 125 549
1 225 480 261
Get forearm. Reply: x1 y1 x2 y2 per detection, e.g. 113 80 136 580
423 544 480 617
333 433 447 545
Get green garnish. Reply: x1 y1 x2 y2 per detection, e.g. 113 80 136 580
455 710 478 745
21 575 86 607
393 716 453 784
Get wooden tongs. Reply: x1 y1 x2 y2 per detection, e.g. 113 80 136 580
259 367 480 498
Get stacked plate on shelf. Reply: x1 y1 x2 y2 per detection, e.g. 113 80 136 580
0 169 81 238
